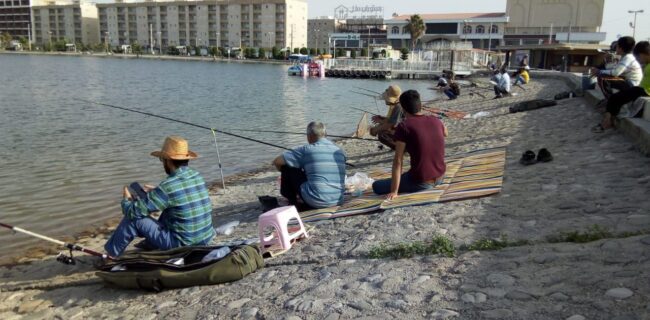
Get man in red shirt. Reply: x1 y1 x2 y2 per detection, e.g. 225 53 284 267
372 90 448 200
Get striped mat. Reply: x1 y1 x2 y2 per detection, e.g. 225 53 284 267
298 148 506 223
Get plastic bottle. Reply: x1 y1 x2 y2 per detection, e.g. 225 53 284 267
201 247 231 263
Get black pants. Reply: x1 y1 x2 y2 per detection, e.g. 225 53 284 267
280 166 314 211
598 76 632 99
606 86 648 117
494 86 509 97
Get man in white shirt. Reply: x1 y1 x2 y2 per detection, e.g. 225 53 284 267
493 68 511 99
591 36 643 99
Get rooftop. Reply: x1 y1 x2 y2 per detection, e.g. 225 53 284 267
388 12 507 21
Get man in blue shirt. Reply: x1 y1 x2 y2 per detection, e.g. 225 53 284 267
272 122 347 211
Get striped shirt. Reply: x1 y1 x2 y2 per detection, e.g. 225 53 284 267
283 138 347 208
121 166 215 246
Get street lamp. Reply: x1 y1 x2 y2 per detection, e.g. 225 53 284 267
367 26 371 58
48 31 52 51
628 10 644 38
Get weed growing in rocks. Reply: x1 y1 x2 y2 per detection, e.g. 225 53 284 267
367 235 455 259
547 225 649 243
461 235 531 251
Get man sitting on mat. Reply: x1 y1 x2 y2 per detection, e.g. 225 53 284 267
273 122 347 211
104 136 215 257
372 90 448 200
370 85 404 150
493 68 511 99
590 36 642 100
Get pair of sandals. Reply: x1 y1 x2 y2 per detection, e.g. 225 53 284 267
520 148 553 165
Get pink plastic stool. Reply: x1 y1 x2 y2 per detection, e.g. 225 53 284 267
258 206 308 252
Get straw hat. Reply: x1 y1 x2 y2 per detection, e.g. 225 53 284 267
381 85 402 105
151 136 198 160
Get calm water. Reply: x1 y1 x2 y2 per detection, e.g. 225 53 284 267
0 54 436 256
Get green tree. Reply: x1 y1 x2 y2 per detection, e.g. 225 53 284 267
131 42 142 54
54 39 67 51
272 46 280 59
299 47 308 55
18 36 28 49
361 48 368 57
1 32 12 48
351 50 357 59
381 49 387 58
400 47 410 60
258 47 266 59
405 14 425 51
293 47 299 54
336 48 344 58
309 48 316 55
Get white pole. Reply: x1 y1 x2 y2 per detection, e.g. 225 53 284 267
488 21 492 51
549 23 553 44
210 129 227 192
150 24 153 54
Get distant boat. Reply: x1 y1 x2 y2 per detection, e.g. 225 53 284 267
288 64 302 76
288 61 324 78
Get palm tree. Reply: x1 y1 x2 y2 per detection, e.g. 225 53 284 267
405 14 425 52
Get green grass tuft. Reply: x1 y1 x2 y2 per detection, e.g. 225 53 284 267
547 225 613 243
367 235 455 259
460 235 531 251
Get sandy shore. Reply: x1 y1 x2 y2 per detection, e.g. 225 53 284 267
1 76 649 319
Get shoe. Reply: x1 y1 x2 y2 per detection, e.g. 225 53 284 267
258 195 280 212
519 150 537 165
537 148 553 162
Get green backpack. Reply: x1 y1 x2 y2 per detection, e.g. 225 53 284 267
96 245 264 292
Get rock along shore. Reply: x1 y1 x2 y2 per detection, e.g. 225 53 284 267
1 77 649 320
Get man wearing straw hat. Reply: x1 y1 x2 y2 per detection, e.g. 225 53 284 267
104 136 215 257
369 85 403 150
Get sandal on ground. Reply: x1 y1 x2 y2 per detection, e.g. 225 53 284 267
591 124 605 133
519 150 537 165
537 148 553 163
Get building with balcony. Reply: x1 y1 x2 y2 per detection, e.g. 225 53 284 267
0 0 31 39
385 13 509 51
308 16 387 53
31 0 99 46
505 0 606 45
97 0 306 50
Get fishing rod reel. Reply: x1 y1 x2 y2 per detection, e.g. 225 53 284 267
56 249 76 265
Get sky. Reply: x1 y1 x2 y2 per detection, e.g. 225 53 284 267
309 0 650 44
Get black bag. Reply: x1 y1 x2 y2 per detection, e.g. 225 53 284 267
509 99 558 113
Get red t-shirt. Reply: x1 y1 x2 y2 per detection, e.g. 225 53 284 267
394 115 446 183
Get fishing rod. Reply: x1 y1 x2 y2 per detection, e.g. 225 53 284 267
81 99 356 167
225 128 376 141
350 106 379 116
0 222 112 264
353 86 382 95
350 91 377 98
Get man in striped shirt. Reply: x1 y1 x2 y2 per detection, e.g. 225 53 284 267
104 136 215 257
273 122 347 211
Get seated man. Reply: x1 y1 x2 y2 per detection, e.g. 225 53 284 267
493 68 511 99
105 136 215 257
436 72 461 100
595 41 650 132
591 36 643 99
273 122 346 211
370 85 403 150
372 90 448 199
513 67 530 86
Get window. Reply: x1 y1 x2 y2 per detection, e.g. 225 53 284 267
476 25 485 34
391 26 399 34
491 25 498 34
463 24 472 34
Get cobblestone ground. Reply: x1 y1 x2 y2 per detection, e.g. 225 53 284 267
1 78 649 320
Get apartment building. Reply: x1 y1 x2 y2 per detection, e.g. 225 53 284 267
307 17 337 52
505 0 606 45
31 0 99 46
97 0 306 50
0 0 31 38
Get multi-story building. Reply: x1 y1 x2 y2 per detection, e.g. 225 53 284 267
385 13 509 51
0 0 31 39
505 0 606 45
97 0 306 50
307 17 337 52
31 0 99 46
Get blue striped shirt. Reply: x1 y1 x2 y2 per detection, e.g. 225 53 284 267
283 138 347 208
121 166 215 246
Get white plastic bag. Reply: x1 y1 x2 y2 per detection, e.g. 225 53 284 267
215 220 240 236
345 172 375 196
